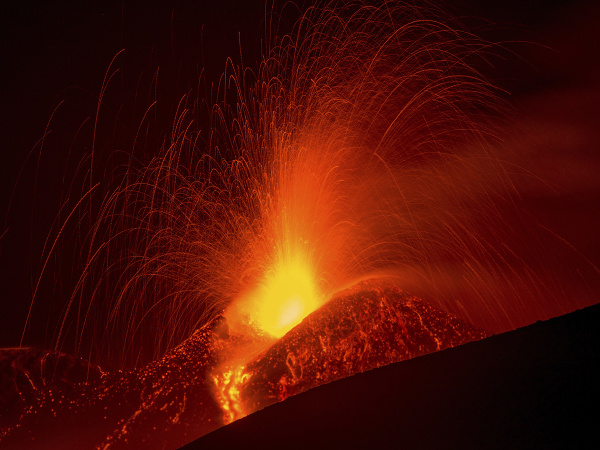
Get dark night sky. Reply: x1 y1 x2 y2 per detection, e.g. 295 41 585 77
1 0 599 350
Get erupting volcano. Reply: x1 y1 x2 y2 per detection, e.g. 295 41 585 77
1 0 598 448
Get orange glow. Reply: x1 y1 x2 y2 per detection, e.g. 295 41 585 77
229 258 322 338
253 261 321 337
212 366 250 424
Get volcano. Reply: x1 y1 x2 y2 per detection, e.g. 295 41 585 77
0 283 486 449
213 282 487 421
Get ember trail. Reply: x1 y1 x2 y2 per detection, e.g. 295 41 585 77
3 1 594 449
21 1 572 370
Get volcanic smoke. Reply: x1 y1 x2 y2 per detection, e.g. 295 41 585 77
1 1 598 448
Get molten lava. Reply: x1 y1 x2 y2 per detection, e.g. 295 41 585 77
228 257 323 338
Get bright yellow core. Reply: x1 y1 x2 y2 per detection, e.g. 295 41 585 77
250 262 321 338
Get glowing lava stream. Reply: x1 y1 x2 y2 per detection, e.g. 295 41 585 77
213 256 325 423
213 365 250 424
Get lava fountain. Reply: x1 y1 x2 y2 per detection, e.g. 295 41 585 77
2 1 597 448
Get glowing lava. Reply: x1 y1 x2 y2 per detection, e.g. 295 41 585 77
226 258 323 338
213 366 250 425
214 257 324 423
211 281 489 426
